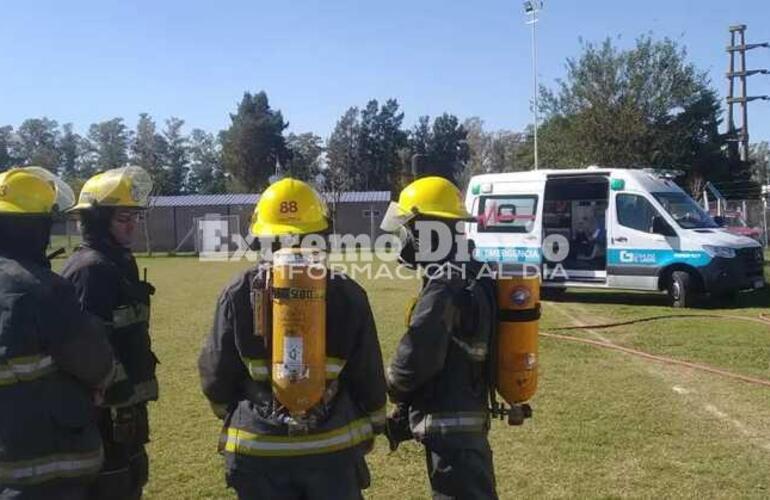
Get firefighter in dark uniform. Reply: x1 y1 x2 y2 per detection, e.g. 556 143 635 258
61 167 158 500
0 167 114 499
380 176 498 500
198 178 387 500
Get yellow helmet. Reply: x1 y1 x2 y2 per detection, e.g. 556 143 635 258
0 167 75 215
381 176 470 231
70 166 153 211
250 178 329 237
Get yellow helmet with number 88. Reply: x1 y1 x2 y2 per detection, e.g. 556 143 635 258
250 178 329 237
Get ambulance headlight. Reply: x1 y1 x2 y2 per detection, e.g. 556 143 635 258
703 245 736 258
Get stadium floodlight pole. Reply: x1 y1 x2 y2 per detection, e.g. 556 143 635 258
524 0 543 171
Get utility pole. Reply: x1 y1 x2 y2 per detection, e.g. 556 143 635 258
725 25 769 162
269 158 282 185
762 185 768 248
524 1 543 171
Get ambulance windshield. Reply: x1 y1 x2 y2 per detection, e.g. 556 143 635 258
652 192 718 229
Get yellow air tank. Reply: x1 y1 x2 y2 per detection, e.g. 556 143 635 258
271 248 327 415
495 275 540 405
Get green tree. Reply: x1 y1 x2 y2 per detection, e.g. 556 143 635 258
462 118 491 182
221 91 289 191
14 118 60 170
490 130 530 174
410 116 432 159
325 107 360 229
749 141 769 187
162 117 188 194
86 118 130 171
131 113 167 188
357 99 407 190
187 129 226 194
357 101 380 189
58 123 82 180
0 126 17 172
286 132 323 181
426 114 469 181
656 89 728 194
537 35 729 189
406 114 468 183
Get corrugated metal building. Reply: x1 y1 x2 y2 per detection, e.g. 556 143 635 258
130 191 391 253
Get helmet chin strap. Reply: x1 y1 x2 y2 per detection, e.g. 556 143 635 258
397 226 419 268
398 220 467 269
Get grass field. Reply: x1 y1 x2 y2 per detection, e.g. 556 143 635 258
56 253 770 498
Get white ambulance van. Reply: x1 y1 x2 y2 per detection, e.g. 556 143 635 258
465 167 766 307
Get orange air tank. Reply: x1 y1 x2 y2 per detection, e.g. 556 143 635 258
271 248 327 415
495 275 540 404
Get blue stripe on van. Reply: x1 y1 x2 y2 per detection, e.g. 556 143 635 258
607 249 711 267
473 246 542 264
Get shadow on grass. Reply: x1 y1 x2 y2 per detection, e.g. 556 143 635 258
549 287 770 310
700 287 770 310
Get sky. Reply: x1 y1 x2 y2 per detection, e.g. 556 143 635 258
1 0 769 143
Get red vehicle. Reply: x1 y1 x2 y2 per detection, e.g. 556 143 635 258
712 212 763 241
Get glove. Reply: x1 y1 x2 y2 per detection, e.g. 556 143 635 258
385 404 413 452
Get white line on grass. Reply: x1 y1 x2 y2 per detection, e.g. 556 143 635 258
549 301 770 454
703 404 770 452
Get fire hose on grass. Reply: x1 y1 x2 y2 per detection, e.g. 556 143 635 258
541 312 770 389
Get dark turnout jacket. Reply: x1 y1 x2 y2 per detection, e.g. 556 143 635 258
198 266 387 470
61 239 158 411
388 266 496 449
0 255 114 487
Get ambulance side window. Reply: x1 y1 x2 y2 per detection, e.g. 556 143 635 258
477 195 538 233
616 194 658 233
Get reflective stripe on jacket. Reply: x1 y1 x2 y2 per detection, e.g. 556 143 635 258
368 406 387 429
223 418 374 458
411 411 490 439
199 267 387 468
0 355 56 386
0 449 104 485
0 255 113 486
112 303 150 329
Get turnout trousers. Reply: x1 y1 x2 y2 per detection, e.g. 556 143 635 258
424 441 497 500
0 480 89 500
87 406 149 500
226 458 370 500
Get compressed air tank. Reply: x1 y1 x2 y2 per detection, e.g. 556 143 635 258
495 276 540 404
271 248 327 414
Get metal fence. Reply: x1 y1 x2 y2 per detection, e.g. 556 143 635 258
704 197 769 247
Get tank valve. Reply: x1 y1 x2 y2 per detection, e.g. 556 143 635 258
490 402 533 426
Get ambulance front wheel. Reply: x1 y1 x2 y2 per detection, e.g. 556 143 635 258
667 270 699 308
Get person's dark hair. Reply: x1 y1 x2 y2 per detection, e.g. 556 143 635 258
0 215 52 264
79 206 115 243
